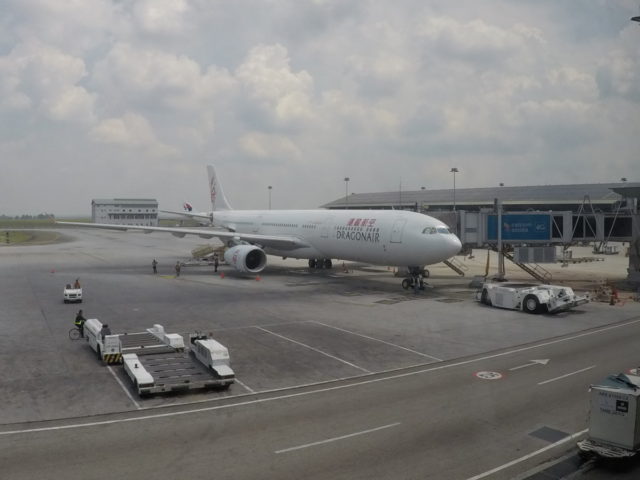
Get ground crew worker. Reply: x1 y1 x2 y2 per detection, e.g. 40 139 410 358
74 310 86 338
213 254 219 273
152 258 158 274
73 278 81 288
175 261 181 277
101 324 111 340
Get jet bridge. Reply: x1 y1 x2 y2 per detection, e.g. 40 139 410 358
433 206 638 284
456 210 635 247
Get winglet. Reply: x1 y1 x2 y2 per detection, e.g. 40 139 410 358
207 165 232 211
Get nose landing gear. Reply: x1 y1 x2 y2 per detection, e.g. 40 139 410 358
401 267 429 292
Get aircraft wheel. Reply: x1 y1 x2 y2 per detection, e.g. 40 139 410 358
523 295 540 314
308 259 317 269
402 278 411 290
324 259 332 269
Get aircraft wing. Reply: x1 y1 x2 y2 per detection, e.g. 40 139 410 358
160 210 213 222
56 222 308 250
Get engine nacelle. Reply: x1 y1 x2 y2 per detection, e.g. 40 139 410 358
224 245 267 273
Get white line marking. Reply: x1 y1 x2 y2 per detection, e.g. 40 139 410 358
538 366 596 386
311 321 443 361
465 428 588 480
256 326 370 373
275 423 401 454
107 366 141 410
509 359 550 371
2 318 638 437
234 378 255 393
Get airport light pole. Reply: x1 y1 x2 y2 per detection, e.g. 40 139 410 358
344 177 350 207
450 167 459 211
268 185 272 210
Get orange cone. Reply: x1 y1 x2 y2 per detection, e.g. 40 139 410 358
256 276 261 281
50 269 55 274
220 272 225 279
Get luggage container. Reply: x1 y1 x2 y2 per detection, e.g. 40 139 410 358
578 374 640 458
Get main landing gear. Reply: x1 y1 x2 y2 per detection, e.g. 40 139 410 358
401 267 429 292
308 258 333 269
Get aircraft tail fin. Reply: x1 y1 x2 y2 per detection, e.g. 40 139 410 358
207 165 232 211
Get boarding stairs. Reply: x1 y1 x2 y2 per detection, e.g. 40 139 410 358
443 257 468 277
501 250 553 283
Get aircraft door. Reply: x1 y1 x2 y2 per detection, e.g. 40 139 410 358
252 215 262 234
390 219 407 243
320 217 330 238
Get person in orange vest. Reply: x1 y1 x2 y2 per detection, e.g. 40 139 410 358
610 286 619 305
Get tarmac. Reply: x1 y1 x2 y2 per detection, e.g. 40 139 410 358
1 229 639 479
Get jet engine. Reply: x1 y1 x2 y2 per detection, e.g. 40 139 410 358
224 245 267 273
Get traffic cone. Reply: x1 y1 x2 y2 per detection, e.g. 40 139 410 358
256 275 261 281
50 269 55 274
220 272 225 279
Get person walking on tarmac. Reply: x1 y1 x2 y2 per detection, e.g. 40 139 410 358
175 261 181 277
75 309 86 338
213 253 219 273
152 258 158 274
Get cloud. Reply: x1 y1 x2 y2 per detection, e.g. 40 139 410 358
239 131 302 161
236 44 316 125
418 17 543 68
0 39 95 123
4 0 120 55
132 0 191 36
90 112 177 157
92 42 235 113
0 0 639 214
597 49 640 101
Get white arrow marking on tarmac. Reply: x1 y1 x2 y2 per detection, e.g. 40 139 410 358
508 359 550 371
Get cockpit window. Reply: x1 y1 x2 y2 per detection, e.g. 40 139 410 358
436 226 451 234
422 227 437 234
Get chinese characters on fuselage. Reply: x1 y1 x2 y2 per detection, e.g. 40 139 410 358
336 218 380 243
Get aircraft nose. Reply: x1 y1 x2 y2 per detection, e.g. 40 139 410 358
448 234 462 257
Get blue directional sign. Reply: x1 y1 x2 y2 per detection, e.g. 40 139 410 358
487 214 551 241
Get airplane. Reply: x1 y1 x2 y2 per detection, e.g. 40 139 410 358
58 165 462 288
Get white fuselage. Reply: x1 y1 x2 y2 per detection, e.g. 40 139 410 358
214 209 461 267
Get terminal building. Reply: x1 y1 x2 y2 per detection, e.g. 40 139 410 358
91 199 158 226
323 182 640 286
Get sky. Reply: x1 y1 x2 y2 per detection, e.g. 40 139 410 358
1 0 639 216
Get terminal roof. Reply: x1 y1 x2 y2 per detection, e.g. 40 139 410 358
323 182 640 212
